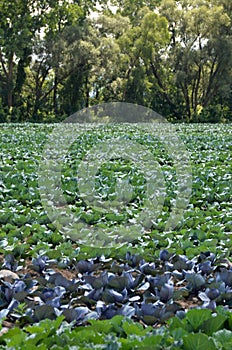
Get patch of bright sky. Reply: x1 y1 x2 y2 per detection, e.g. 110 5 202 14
90 1 118 18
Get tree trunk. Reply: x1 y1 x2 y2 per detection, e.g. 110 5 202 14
85 74 89 108
53 73 58 115
7 52 14 109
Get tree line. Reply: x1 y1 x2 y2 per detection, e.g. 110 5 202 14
0 0 232 123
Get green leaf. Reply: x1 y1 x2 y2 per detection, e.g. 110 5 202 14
122 320 148 336
183 333 217 350
171 328 188 341
213 329 232 350
201 315 227 335
141 334 163 348
227 312 232 331
1 327 26 347
26 316 64 334
186 309 212 331
168 316 186 331
87 319 112 334
71 328 105 345
109 315 125 335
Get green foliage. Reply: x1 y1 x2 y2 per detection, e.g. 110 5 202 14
1 308 232 349
0 122 231 348
0 123 231 259
0 0 232 120
183 333 217 350
196 104 232 123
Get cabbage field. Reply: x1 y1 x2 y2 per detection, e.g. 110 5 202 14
0 123 231 349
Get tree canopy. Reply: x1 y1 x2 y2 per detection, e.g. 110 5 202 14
0 0 231 122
